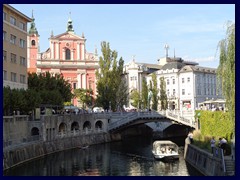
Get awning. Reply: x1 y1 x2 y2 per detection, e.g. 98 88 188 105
202 100 214 104
213 99 226 103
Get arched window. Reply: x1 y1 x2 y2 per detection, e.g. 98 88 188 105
31 40 35 46
66 48 71 60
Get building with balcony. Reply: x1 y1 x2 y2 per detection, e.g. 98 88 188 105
28 14 99 106
3 4 32 90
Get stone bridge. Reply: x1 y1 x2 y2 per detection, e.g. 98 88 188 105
108 110 196 133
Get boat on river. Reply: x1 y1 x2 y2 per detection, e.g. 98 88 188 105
152 140 179 161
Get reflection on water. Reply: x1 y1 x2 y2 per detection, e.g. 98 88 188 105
4 136 203 176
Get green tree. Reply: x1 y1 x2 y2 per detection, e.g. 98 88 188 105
151 73 158 110
96 41 127 111
217 22 235 135
130 89 140 108
115 77 128 111
74 88 93 109
3 86 42 115
24 89 42 114
28 72 73 105
3 86 12 115
159 77 168 110
141 77 148 109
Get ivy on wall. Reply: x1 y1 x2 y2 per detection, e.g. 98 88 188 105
195 110 234 141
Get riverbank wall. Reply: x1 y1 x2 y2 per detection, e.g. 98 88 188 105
3 132 115 170
185 143 225 176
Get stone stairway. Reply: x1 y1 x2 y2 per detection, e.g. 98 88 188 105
224 158 235 176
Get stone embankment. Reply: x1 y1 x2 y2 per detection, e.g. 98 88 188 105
184 138 235 176
3 132 121 170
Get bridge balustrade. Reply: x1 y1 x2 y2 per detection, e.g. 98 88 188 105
108 110 196 132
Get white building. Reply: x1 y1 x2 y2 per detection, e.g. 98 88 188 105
124 56 222 111
123 58 161 107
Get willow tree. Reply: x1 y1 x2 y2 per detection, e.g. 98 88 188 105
217 22 235 136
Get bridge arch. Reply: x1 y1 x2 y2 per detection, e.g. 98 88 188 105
83 121 91 130
71 121 79 131
31 127 39 136
59 122 67 133
95 120 103 129
163 124 189 137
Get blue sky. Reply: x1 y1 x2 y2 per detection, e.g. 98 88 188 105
11 4 235 68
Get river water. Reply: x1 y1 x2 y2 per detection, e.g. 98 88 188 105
4 136 203 176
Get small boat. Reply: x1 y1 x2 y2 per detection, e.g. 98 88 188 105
152 140 179 161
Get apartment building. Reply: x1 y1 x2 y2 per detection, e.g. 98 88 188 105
3 4 32 90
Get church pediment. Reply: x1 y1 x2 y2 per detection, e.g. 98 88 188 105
51 32 84 40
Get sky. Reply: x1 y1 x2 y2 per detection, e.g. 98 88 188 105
11 4 235 68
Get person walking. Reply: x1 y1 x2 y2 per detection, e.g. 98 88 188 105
188 131 193 144
210 136 216 154
219 137 227 155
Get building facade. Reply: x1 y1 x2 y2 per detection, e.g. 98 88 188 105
28 15 99 106
148 57 222 111
3 4 32 90
124 55 222 111
123 58 161 107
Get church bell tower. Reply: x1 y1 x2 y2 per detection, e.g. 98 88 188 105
27 10 40 73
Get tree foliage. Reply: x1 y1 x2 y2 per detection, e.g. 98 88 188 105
151 73 158 110
115 77 128 111
74 88 93 109
159 77 168 110
141 77 148 109
3 72 73 115
217 22 235 134
28 72 73 103
96 41 128 111
130 89 140 108
3 86 41 115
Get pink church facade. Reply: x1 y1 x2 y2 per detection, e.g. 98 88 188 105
28 15 99 107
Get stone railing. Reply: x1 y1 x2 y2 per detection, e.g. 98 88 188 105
108 110 195 132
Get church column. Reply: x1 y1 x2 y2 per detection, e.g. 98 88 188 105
82 73 86 89
77 43 80 60
80 43 85 60
71 50 74 60
62 48 65 60
56 42 59 59
77 73 81 89
51 42 54 59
